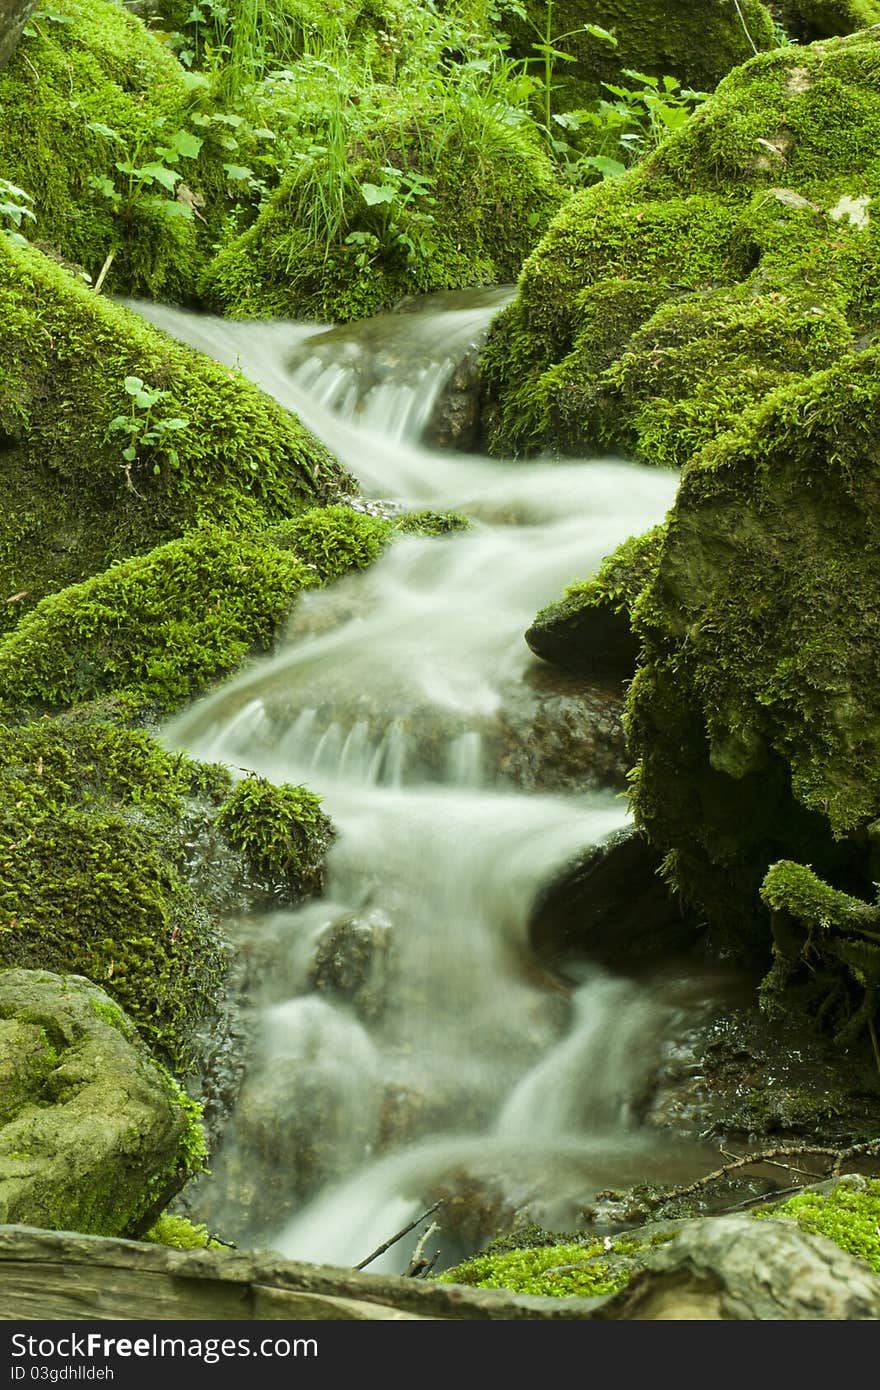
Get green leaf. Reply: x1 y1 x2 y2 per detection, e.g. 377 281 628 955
123 377 144 395
169 129 204 159
581 154 627 178
223 164 254 181
360 182 396 206
622 69 659 86
134 163 182 191
134 389 163 409
583 23 617 45
88 174 120 202
122 446 137 461
158 418 190 430
86 121 124 144
531 42 576 61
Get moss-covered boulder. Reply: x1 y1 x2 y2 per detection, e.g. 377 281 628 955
503 0 778 110
624 336 880 1045
0 238 347 637
526 528 664 675
0 968 206 1235
773 0 880 41
0 715 334 1069
480 28 880 460
0 0 220 297
200 95 564 322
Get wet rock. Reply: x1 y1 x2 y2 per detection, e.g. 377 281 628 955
646 995 880 1150
310 908 393 1020
529 825 704 967
525 596 639 676
599 1212 880 1319
423 343 483 452
495 668 629 792
195 997 382 1242
0 969 198 1236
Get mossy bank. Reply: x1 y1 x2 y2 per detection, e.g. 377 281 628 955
0 238 348 638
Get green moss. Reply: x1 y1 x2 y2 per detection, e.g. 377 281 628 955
437 1238 630 1298
759 861 880 1042
756 1177 880 1272
0 502 430 717
143 1212 224 1249
0 527 312 716
0 720 228 1070
564 526 666 614
0 238 346 637
503 1 777 113
214 774 333 897
624 336 880 1036
392 510 471 536
0 0 209 297
481 31 880 458
526 527 664 672
200 95 564 321
263 505 394 577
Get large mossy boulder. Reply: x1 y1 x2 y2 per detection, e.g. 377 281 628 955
200 97 564 322
0 0 220 297
0 968 206 1235
0 238 347 637
624 336 880 1044
480 28 880 461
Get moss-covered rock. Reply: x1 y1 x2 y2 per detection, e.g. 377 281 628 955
200 92 564 321
480 29 880 459
624 335 880 1044
0 238 347 637
0 967 206 1236
0 0 218 297
0 507 429 718
503 0 778 110
214 774 333 900
525 527 664 674
0 715 334 1069
773 0 880 41
755 1174 880 1273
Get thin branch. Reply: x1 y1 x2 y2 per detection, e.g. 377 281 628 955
355 1200 442 1271
405 1219 440 1277
92 248 115 296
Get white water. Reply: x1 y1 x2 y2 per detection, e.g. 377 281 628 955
143 292 719 1273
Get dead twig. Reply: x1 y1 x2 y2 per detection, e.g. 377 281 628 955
355 1200 442 1272
405 1220 440 1277
639 1144 869 1213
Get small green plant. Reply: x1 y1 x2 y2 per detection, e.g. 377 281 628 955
523 0 618 134
87 118 205 224
0 177 34 246
109 377 190 492
555 70 709 180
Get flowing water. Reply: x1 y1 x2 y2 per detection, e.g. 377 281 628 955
138 291 732 1274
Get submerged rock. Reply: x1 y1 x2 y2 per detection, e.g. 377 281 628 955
0 969 205 1236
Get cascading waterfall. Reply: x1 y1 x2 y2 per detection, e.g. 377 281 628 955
142 291 727 1275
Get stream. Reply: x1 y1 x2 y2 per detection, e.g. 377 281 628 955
136 291 735 1275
